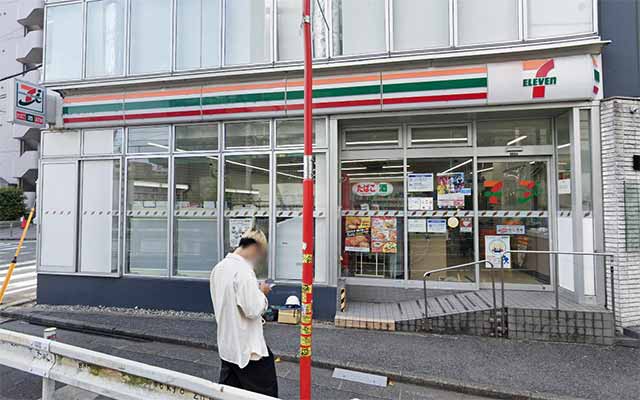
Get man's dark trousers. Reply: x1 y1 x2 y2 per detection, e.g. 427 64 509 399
219 348 278 397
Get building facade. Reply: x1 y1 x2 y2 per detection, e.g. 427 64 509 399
598 0 640 329
0 0 44 207
38 0 606 321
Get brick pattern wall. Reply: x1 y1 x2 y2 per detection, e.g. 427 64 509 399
601 98 640 328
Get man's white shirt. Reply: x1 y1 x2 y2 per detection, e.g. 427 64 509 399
210 253 269 368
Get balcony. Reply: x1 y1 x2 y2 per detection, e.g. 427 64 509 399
14 150 39 182
12 125 41 143
17 0 44 31
16 30 43 65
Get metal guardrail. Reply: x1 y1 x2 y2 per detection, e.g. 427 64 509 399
423 251 615 337
423 260 504 337
0 220 20 237
0 328 276 400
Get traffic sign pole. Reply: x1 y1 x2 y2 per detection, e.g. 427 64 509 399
299 0 314 398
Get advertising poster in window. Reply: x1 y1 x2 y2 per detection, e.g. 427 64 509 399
484 235 511 269
344 216 371 253
408 173 434 192
436 172 465 208
371 217 397 253
427 219 447 233
408 197 433 211
229 218 253 248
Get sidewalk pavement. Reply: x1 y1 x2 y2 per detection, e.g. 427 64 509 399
2 305 639 400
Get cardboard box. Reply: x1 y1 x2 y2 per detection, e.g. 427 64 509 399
278 309 301 325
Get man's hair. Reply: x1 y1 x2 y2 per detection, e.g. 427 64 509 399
238 229 268 249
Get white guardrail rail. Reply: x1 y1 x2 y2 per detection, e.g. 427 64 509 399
0 328 277 400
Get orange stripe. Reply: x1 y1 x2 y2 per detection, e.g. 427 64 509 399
591 55 599 68
64 94 124 104
287 74 381 88
522 60 547 71
124 87 201 100
382 66 487 81
202 81 286 94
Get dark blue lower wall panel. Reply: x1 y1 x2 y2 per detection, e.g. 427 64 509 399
37 275 337 320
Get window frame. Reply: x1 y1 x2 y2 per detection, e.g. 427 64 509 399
84 0 128 79
408 123 472 148
43 1 85 83
341 126 403 150
127 0 175 76
173 0 223 72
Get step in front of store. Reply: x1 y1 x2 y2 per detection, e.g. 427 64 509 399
334 290 616 345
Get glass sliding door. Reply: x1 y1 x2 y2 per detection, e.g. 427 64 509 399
340 158 405 279
477 159 552 287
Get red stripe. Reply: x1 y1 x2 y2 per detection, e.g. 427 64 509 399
532 59 555 99
64 115 124 124
125 110 202 120
383 92 487 105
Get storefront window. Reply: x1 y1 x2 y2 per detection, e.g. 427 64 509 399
392 0 449 51
126 158 169 276
332 0 386 56
556 113 572 210
45 3 83 81
457 0 519 46
223 154 270 278
83 128 123 155
176 0 221 70
175 124 219 152
477 119 552 147
341 159 404 279
127 126 170 154
129 0 172 74
225 121 270 149
580 110 593 211
79 160 120 274
344 128 400 148
410 125 470 146
174 157 219 278
275 119 327 148
224 0 271 65
407 158 474 281
527 0 593 39
478 160 550 285
274 153 327 280
86 0 125 78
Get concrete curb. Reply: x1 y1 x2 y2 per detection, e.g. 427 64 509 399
0 310 585 400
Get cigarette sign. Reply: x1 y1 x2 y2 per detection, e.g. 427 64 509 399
10 79 46 128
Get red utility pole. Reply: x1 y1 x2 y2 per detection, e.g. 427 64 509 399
299 0 314 398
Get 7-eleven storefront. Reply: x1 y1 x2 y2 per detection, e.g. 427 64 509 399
37 53 605 318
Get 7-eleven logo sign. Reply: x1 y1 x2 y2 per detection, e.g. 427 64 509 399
522 59 557 99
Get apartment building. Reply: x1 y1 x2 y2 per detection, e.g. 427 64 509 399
0 0 44 207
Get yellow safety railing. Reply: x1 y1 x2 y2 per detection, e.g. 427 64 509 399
0 208 35 304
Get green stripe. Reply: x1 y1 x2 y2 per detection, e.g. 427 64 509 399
594 70 601 83
383 78 487 95
201 91 285 106
64 77 487 115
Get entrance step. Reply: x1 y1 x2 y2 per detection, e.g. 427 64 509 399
334 289 615 345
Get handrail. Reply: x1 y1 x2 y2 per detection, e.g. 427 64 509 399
0 328 276 400
423 259 504 337
422 250 616 337
501 250 615 324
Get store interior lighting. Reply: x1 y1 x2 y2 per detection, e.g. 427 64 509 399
440 158 473 174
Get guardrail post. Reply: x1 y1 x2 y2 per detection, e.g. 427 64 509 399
42 328 57 400
423 276 429 331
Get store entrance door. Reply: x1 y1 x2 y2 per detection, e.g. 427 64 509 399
476 158 553 289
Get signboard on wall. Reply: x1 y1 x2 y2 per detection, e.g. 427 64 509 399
485 235 511 269
8 79 47 128
352 182 393 197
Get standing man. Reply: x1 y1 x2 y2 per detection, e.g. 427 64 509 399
210 229 278 397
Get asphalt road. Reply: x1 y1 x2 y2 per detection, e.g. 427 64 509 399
0 319 490 400
0 241 37 305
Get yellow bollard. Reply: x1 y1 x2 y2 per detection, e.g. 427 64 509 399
0 208 35 304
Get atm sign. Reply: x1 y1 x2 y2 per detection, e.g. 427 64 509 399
352 182 394 197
